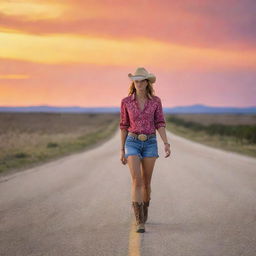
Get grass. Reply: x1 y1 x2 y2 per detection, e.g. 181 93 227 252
0 112 119 175
166 114 256 158
1 112 255 175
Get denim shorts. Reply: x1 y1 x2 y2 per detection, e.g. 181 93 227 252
124 134 159 159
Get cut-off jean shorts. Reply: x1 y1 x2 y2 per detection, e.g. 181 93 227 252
124 134 159 159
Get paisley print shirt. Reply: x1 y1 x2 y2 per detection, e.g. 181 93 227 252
119 92 166 134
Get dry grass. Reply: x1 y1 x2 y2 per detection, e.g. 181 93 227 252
171 113 256 125
166 113 256 158
1 112 255 175
0 112 119 175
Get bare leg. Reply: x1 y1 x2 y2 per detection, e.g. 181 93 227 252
127 155 144 203
141 157 157 202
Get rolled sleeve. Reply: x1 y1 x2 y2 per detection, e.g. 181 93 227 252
119 99 130 130
154 98 166 129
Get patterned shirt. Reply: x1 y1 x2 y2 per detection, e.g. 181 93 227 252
119 92 166 134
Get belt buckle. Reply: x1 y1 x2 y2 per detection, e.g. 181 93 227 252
138 134 147 141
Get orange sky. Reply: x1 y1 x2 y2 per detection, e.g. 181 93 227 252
0 0 255 107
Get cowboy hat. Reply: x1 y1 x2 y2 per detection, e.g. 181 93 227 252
128 67 156 83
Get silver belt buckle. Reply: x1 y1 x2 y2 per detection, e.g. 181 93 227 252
137 134 147 141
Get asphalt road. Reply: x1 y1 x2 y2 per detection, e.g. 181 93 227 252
0 129 256 256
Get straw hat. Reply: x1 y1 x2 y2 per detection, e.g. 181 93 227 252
128 67 156 83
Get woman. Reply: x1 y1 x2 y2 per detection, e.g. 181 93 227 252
119 67 171 233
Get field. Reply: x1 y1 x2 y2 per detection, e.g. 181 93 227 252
0 112 119 175
167 113 256 125
0 112 255 175
166 113 256 157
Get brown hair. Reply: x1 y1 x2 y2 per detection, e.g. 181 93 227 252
127 79 155 99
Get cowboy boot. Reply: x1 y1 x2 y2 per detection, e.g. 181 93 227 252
132 201 145 233
143 200 150 223
143 188 151 223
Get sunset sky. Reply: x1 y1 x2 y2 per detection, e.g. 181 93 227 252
0 0 255 107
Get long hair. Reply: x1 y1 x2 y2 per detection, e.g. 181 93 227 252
127 79 155 99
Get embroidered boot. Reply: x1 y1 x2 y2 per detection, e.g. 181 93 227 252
132 201 145 233
143 200 150 223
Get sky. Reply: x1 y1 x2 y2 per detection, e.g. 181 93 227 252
0 0 255 108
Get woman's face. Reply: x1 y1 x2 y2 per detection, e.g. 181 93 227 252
134 79 148 91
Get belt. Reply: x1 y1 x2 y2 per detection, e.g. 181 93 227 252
128 132 156 141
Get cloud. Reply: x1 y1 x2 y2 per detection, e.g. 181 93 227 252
1 31 256 71
0 74 30 79
0 0 68 20
0 0 255 49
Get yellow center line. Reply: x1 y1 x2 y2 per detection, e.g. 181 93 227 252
128 220 142 256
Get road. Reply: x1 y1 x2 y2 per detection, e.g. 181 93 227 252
0 128 256 256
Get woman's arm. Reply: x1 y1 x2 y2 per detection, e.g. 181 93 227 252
119 99 130 150
154 98 169 143
156 127 169 145
120 129 128 151
154 98 171 157
157 126 171 158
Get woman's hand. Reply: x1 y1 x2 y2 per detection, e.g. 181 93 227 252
164 143 171 158
120 149 127 165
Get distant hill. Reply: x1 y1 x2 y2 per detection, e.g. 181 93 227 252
0 104 255 114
